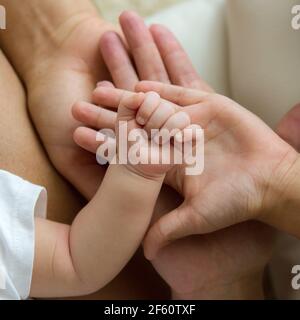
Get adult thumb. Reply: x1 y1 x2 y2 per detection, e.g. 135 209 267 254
143 204 200 260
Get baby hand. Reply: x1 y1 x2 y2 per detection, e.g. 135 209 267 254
93 86 199 179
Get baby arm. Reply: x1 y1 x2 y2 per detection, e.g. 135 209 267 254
30 93 172 298
30 164 163 298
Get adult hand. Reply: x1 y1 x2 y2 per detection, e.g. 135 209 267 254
0 2 172 299
26 17 117 199
135 81 297 259
73 15 276 298
27 10 206 200
0 0 122 199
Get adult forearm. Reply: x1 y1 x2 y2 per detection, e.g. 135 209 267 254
0 0 99 77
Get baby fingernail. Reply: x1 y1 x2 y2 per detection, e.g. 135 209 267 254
136 116 145 125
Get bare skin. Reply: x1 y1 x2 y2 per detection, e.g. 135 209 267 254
71 15 300 299
72 17 278 299
2 1 296 299
74 84 280 299
0 3 168 299
0 49 82 224
277 104 300 152
0 46 171 299
0 3 202 299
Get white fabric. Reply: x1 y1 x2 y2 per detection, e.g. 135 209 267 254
147 0 230 96
147 0 300 299
147 0 300 126
0 170 47 300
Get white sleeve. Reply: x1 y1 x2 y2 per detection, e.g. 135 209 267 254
0 170 47 300
146 0 229 96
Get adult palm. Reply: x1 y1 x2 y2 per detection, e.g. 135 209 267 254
26 16 117 199
137 81 297 256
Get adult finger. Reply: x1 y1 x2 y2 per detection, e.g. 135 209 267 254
119 11 170 83
73 127 116 155
136 81 209 106
72 101 116 130
143 204 198 260
92 86 135 109
150 24 213 92
100 31 139 91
